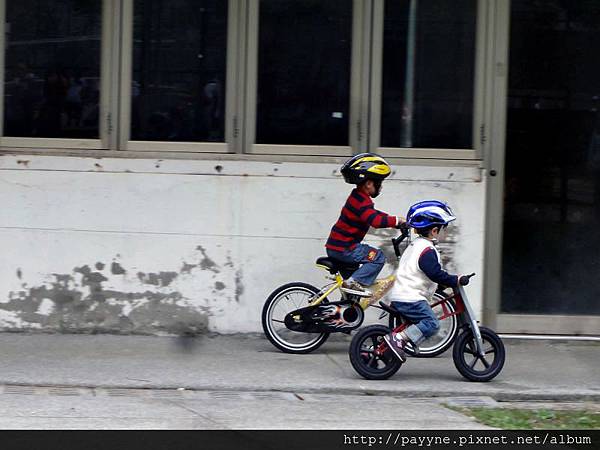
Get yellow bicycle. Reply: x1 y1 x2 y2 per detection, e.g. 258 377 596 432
261 230 459 355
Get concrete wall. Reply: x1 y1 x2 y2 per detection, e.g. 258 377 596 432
0 154 486 334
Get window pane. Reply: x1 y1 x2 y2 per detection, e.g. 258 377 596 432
3 0 101 139
381 0 476 149
502 0 600 315
257 0 352 146
132 0 227 142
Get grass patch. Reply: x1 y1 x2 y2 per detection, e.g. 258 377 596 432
451 407 600 430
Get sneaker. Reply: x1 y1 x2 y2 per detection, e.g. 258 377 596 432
383 332 407 363
341 280 372 297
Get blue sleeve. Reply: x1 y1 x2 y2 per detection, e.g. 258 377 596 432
418 248 459 287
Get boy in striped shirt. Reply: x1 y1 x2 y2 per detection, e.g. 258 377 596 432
326 153 406 296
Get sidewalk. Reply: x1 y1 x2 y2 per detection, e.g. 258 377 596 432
0 333 598 401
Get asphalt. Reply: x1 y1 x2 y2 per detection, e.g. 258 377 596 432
0 333 598 402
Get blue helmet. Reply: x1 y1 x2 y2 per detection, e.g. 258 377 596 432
406 200 456 229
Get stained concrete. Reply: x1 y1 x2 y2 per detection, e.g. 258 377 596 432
0 246 243 334
1 156 486 335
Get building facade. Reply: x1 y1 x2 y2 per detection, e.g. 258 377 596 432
0 0 597 335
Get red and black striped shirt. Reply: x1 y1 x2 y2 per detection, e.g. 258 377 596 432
326 188 398 252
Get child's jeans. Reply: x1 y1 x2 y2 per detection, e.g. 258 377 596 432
327 244 385 286
390 300 440 346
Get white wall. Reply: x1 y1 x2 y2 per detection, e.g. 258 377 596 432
0 154 486 334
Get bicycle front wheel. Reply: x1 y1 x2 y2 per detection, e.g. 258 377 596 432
261 282 329 354
453 326 505 382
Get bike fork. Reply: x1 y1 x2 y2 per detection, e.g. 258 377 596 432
458 286 486 357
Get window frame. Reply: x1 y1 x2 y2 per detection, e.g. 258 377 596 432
369 0 487 160
118 0 240 153
243 0 367 157
0 0 114 150
0 0 491 162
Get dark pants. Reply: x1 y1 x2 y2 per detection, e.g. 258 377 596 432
326 244 385 285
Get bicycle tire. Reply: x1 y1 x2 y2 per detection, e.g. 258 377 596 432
349 325 402 380
261 282 330 354
453 326 505 382
388 294 459 358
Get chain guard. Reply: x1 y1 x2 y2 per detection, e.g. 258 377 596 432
284 301 364 333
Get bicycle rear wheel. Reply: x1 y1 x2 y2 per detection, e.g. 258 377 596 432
388 293 458 357
349 325 402 380
261 282 329 354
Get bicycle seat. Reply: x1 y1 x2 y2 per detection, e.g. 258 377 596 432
315 257 360 277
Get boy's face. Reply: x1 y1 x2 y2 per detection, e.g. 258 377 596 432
363 180 382 198
431 225 448 242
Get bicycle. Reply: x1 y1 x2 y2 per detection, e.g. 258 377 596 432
261 228 459 356
348 277 506 382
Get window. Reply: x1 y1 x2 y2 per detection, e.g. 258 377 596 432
502 0 600 315
256 0 352 147
380 0 477 150
0 0 485 158
3 0 102 139
131 0 228 143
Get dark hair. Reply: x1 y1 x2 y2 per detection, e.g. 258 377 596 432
415 224 447 237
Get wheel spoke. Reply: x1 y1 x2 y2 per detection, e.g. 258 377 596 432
468 357 478 369
464 347 477 356
480 356 491 369
290 294 301 309
483 346 496 354
266 287 329 349
370 336 379 348
367 354 378 368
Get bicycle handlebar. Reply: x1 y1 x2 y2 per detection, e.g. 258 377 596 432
391 227 410 257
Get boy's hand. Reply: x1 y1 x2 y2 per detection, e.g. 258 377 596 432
395 217 408 230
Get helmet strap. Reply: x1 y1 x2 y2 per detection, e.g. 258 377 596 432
371 180 382 198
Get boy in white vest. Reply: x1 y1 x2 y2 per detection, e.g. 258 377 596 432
384 201 472 363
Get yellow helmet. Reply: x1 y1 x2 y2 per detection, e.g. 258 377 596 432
340 153 391 185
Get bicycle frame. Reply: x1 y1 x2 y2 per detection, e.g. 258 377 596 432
308 272 344 307
309 227 411 309
386 286 486 358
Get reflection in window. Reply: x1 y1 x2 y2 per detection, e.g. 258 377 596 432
3 0 101 139
502 1 600 315
131 0 227 142
257 0 352 146
381 0 476 149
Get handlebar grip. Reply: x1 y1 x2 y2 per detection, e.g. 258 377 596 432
458 273 476 286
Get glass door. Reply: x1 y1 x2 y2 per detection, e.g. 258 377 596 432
502 1 600 320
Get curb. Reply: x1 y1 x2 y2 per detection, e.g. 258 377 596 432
1 382 598 403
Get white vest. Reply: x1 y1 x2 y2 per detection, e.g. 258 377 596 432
388 237 439 303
